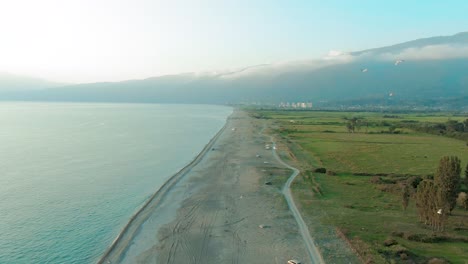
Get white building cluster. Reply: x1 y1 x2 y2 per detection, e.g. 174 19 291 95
278 102 313 109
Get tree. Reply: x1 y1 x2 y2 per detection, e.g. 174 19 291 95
465 163 468 187
343 117 362 133
346 122 354 133
434 156 461 213
401 184 411 211
415 180 447 231
445 120 464 132
463 119 468 132
416 180 433 224
457 192 468 210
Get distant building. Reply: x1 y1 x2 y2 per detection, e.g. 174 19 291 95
278 101 313 109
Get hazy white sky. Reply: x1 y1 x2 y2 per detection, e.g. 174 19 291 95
1 0 467 83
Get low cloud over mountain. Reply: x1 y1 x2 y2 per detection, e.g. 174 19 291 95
1 32 467 108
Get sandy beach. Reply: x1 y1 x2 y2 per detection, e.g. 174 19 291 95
99 109 312 264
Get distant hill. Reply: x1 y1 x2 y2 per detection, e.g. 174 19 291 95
2 32 468 109
0 72 65 91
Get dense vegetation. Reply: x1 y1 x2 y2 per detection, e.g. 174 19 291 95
252 110 468 264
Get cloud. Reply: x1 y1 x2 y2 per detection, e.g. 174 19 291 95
197 44 468 80
323 50 353 61
218 50 355 79
376 44 468 61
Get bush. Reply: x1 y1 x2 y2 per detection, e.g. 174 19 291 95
427 258 449 264
354 172 374 176
370 176 381 184
380 245 409 256
376 185 395 192
391 231 404 238
326 170 336 176
399 253 408 260
456 192 467 210
314 167 327 173
383 238 398 247
407 176 423 189
405 233 446 243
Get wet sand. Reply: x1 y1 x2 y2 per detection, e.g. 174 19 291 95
99 110 310 264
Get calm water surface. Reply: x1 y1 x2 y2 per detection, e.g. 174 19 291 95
0 102 232 263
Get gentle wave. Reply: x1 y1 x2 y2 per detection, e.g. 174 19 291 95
0 102 232 263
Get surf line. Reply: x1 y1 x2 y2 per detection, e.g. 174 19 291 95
97 113 232 264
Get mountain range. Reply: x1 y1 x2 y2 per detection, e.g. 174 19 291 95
1 32 468 109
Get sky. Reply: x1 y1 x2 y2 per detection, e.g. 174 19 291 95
0 0 467 83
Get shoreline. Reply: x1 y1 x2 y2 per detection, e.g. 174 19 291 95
101 109 313 263
97 113 231 264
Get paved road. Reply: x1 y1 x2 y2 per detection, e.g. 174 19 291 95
270 140 325 264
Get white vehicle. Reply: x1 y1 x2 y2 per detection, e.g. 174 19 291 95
288 260 301 264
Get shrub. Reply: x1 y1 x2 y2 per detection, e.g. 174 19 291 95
370 176 381 184
354 172 374 176
404 233 452 243
456 192 467 210
314 167 327 173
391 231 404 238
383 238 398 247
407 176 423 189
427 258 449 264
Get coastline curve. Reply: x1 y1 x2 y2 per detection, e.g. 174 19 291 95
97 113 231 264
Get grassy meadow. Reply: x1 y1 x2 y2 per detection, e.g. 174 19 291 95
252 110 468 264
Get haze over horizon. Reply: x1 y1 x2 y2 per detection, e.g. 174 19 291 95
2 0 468 83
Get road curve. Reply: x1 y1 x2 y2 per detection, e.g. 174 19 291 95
271 140 325 264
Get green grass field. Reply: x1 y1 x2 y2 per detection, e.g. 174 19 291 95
253 110 468 264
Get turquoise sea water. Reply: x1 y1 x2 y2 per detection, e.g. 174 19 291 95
0 102 232 263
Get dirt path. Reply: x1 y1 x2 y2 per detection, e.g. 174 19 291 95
270 140 325 264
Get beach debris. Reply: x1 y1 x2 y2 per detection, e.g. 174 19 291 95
395 59 405 65
273 146 277 150
261 169 267 172
437 208 442 215
211 148 216 151
232 128 236 131
361 68 368 73
264 181 272 185
258 224 271 229
256 154 261 158
263 161 269 164
287 260 301 264
240 195 243 199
